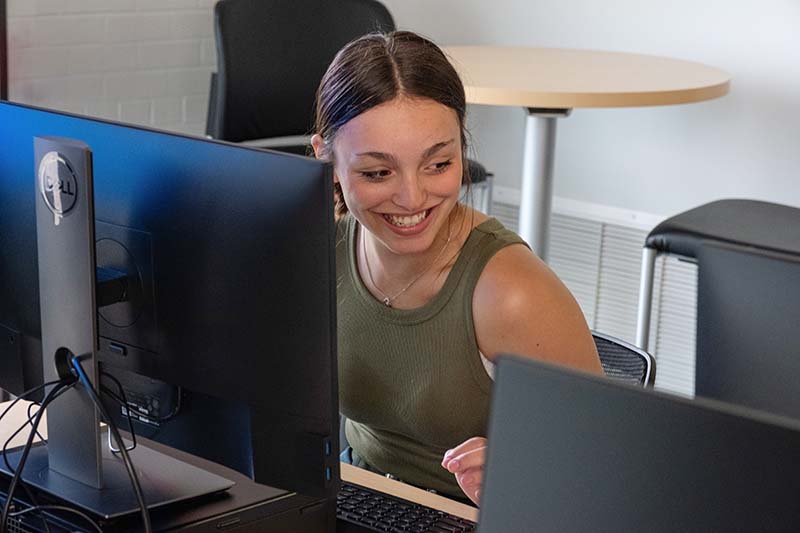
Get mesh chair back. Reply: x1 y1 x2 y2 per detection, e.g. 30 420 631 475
593 331 655 387
208 0 394 142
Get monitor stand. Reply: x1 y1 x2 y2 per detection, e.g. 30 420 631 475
18 136 234 520
1 435 235 519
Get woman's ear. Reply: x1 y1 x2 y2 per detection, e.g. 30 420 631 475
310 134 325 160
311 134 340 184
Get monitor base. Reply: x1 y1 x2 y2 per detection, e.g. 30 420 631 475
1 438 234 520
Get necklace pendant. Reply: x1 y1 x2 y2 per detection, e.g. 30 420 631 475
382 297 392 307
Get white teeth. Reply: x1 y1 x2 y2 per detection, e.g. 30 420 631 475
385 210 428 227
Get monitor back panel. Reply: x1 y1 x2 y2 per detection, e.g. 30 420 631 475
0 101 335 419
479 356 800 533
0 101 338 497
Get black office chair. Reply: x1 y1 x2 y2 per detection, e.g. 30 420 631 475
635 199 800 419
592 330 655 388
206 0 494 213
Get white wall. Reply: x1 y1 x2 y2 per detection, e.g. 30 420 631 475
6 0 216 135
383 0 800 217
7 0 799 219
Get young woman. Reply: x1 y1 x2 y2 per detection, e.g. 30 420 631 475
311 31 602 506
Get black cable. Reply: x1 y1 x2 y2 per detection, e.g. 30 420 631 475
0 380 69 533
0 379 68 533
100 371 181 424
98 370 181 450
9 505 103 533
99 371 126 402
0 380 64 425
98 371 147 447
99 384 137 453
3 383 75 471
0 382 67 532
1 385 76 533
70 355 152 533
26 401 47 443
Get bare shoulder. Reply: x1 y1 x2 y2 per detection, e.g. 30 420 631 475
472 244 559 325
472 244 602 374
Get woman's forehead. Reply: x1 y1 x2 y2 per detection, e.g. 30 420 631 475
334 97 461 158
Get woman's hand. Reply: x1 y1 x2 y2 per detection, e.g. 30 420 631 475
441 436 487 506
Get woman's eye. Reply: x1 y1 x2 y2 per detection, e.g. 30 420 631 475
360 169 392 180
430 160 453 173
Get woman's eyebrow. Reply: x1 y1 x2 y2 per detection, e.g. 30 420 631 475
353 151 398 165
422 139 455 160
353 139 455 164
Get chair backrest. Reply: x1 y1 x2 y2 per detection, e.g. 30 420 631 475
592 330 655 387
696 241 800 421
207 0 395 143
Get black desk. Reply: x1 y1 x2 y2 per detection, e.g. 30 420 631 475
1 400 477 531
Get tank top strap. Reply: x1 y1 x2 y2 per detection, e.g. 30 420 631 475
446 218 530 302
338 215 527 322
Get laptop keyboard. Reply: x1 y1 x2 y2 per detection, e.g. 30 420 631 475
336 481 477 532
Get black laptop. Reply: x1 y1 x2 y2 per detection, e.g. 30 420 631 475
478 355 800 533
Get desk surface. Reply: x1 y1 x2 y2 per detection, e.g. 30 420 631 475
339 463 477 522
0 400 479 523
444 46 731 108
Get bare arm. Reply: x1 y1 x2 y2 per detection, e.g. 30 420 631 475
473 243 601 372
443 244 602 505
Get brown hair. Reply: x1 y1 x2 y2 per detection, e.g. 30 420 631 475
314 31 469 218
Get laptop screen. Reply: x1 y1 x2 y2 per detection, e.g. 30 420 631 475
478 355 800 532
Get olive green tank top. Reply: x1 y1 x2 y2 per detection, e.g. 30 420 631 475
336 214 527 499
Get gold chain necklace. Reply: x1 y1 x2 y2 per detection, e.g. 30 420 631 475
361 224 453 308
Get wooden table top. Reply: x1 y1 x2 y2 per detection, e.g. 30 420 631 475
444 46 731 109
340 463 478 522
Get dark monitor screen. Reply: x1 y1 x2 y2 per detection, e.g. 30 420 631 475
0 101 338 498
479 356 800 532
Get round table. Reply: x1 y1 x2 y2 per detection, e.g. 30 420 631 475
444 46 731 260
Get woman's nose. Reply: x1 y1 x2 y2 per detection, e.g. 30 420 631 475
393 174 426 211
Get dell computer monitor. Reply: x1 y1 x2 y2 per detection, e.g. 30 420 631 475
0 101 339 503
479 355 800 532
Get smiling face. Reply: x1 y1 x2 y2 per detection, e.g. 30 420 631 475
322 96 464 257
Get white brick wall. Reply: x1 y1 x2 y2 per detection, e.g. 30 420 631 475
7 0 219 136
